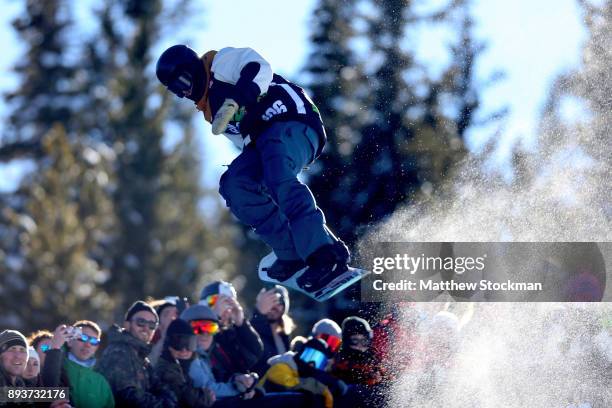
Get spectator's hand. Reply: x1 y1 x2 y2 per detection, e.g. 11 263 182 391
50 325 68 350
256 288 281 315
49 399 72 408
211 98 238 135
295 357 316 378
242 390 256 400
225 296 245 326
203 387 215 407
234 373 255 390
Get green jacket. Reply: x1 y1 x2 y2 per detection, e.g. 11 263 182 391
64 357 114 408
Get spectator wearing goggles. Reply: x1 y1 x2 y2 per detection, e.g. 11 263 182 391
181 304 259 401
262 337 349 408
311 319 342 357
198 281 263 381
155 319 215 408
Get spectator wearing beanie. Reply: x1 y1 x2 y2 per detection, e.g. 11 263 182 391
311 319 342 358
96 300 178 408
0 330 29 387
332 317 384 386
22 347 41 386
154 319 215 408
250 285 296 377
198 281 263 381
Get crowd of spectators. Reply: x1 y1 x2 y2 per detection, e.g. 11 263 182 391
0 281 390 407
1 284 610 407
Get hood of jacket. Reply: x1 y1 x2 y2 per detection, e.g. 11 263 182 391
267 351 297 370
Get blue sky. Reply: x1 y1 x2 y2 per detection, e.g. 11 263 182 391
0 0 587 190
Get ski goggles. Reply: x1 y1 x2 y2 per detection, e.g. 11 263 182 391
203 294 219 308
167 72 193 98
40 344 51 353
190 320 219 335
168 334 197 352
132 317 158 330
315 333 342 353
77 334 101 346
299 347 329 370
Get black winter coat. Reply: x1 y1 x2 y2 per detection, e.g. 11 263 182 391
250 311 290 377
154 350 215 408
209 321 263 381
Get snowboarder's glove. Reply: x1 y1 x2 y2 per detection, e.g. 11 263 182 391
212 98 239 135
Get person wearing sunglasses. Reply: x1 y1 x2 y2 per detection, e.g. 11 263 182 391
154 319 215 408
180 304 259 402
156 44 353 295
27 329 53 369
197 282 263 382
96 300 179 408
64 321 115 408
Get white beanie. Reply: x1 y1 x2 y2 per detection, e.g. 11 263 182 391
311 318 342 338
27 346 40 364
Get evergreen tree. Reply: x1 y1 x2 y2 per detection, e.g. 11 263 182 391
571 0 611 167
532 0 611 212
0 126 116 332
81 0 221 313
1 0 238 328
306 0 492 245
303 0 369 243
0 0 78 161
302 0 495 316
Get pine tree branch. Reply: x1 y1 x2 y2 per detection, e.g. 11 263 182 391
0 140 43 162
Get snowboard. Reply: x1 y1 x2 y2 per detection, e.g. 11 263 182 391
258 252 370 302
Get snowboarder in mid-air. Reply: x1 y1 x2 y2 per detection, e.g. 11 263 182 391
156 45 366 299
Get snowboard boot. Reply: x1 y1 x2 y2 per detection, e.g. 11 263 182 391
264 258 307 282
297 241 351 293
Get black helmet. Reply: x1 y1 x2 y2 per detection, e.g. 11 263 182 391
156 44 206 101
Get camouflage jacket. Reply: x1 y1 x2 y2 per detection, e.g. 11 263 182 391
154 350 214 408
95 325 177 408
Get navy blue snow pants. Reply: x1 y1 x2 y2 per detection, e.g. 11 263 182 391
219 121 334 260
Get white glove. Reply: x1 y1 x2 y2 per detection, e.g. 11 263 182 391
212 98 239 135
